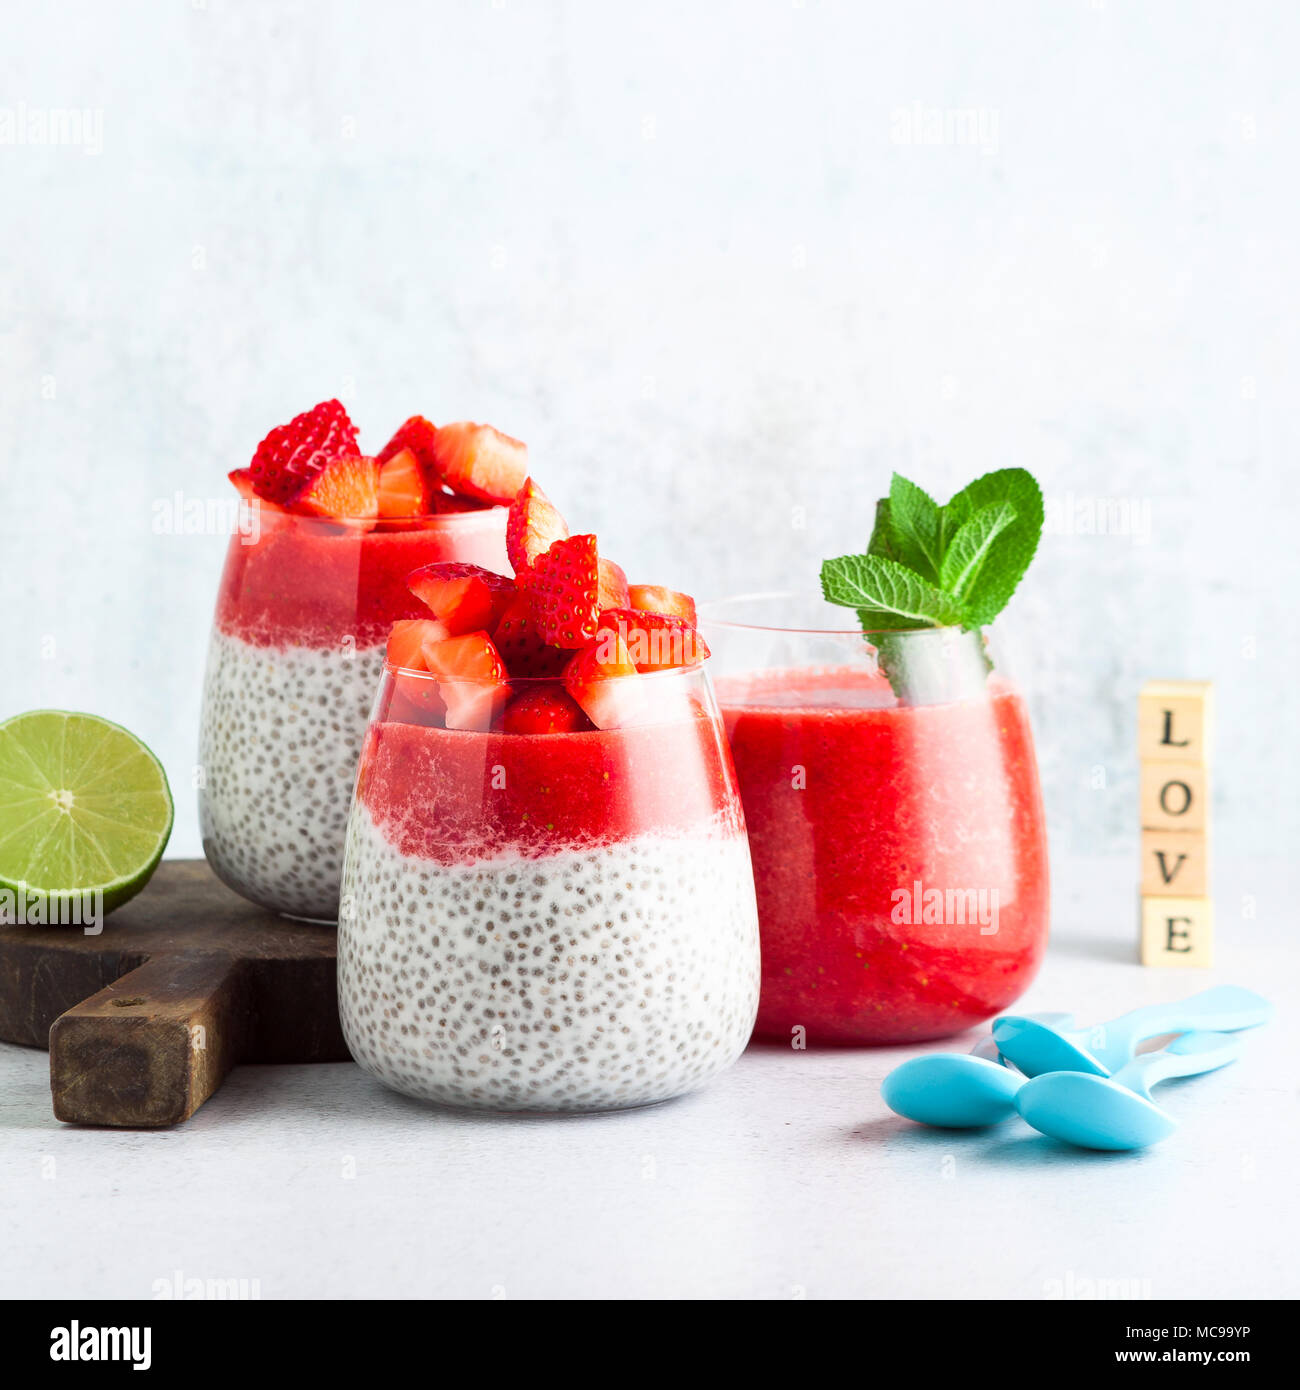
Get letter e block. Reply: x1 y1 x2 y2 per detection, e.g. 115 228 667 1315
1140 830 1208 897
1140 896 1213 967
1138 680 1213 765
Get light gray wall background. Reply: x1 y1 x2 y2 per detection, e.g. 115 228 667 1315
2 0 1295 876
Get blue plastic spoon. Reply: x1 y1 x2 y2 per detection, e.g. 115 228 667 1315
969 1011 1073 1064
882 1012 1074 1128
993 985 1271 1079
1015 1030 1244 1150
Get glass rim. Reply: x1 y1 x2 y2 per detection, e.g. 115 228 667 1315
697 590 969 639
382 656 713 684
250 501 508 529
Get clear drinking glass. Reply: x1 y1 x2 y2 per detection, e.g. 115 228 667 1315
337 660 761 1111
701 592 1049 1045
198 504 508 921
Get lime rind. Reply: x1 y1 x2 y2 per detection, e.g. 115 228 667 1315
0 710 174 921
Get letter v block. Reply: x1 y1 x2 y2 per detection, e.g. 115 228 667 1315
1141 830 1208 897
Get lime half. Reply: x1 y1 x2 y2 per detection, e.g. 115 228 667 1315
0 710 174 923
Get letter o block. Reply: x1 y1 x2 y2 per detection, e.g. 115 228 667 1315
1140 761 1208 832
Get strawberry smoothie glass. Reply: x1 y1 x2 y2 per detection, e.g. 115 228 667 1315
337 661 761 1111
702 593 1049 1045
199 505 509 921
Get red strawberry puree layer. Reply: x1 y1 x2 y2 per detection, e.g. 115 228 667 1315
215 508 509 649
357 712 743 865
718 666 1049 1044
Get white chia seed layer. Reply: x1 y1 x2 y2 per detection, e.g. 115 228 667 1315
198 629 382 920
338 806 761 1111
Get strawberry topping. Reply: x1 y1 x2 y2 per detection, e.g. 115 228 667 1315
385 618 445 670
563 633 644 730
376 448 432 518
420 631 510 731
249 399 360 504
430 422 528 505
492 592 568 676
407 562 515 635
501 687 590 735
595 609 710 672
628 584 697 625
507 478 569 580
292 455 380 521
528 533 603 648
597 557 630 611
377 415 439 475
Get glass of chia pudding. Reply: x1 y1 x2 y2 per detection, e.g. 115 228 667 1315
337 476 761 1111
199 401 523 921
703 593 1049 1045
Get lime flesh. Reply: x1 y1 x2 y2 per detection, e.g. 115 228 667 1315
0 710 174 921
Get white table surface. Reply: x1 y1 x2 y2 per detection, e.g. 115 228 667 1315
2 854 1294 1301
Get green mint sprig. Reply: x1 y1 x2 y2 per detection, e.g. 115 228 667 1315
820 468 1043 703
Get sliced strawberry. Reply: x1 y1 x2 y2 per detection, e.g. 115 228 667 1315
291 455 380 521
249 399 360 504
501 687 590 735
529 533 603 649
387 671 446 725
507 478 569 581
228 467 288 515
595 609 710 672
492 592 568 677
376 447 431 518
430 489 494 514
407 562 515 636
597 557 630 611
563 633 645 730
430 422 528 505
421 631 509 731
377 415 439 475
628 584 697 625
228 468 257 501
385 618 445 670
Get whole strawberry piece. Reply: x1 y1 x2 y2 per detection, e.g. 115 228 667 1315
501 687 590 735
249 399 360 504
507 478 569 581
529 533 603 649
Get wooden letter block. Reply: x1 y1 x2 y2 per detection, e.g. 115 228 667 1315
1141 896 1213 967
1138 680 1213 764
1141 830 1208 897
1140 761 1208 832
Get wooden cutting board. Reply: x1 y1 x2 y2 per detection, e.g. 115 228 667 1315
0 859 348 1127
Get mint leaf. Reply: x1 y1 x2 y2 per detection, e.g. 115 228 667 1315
821 465 1043 706
866 499 906 564
873 472 945 581
939 468 1043 625
939 499 1017 599
821 553 966 627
